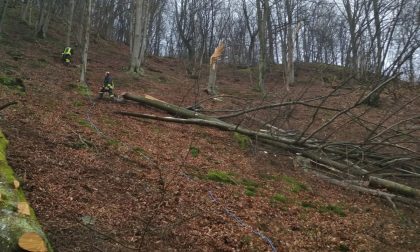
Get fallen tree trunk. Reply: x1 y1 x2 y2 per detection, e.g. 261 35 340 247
120 93 420 204
369 177 420 198
122 93 219 121
0 130 52 252
313 172 420 208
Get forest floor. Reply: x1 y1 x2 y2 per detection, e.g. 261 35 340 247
1 11 419 252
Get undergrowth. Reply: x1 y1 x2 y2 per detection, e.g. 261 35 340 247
282 175 307 193
233 132 251 150
206 170 237 184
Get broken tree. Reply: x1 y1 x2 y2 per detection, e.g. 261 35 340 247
117 91 420 207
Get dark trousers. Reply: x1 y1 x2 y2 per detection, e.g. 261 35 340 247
62 54 71 65
99 86 114 98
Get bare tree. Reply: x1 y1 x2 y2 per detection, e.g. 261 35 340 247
0 0 10 33
256 0 268 93
35 0 55 38
80 0 92 84
65 0 75 47
129 0 150 73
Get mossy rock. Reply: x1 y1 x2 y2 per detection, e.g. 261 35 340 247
0 130 53 251
0 76 25 92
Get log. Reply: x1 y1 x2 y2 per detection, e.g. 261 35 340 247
369 177 420 198
122 93 218 121
313 172 420 208
0 130 52 252
18 232 47 252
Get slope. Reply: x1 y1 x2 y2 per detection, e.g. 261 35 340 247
0 8 419 252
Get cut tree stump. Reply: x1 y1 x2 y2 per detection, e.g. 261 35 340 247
0 130 52 251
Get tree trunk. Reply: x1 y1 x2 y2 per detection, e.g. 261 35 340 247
256 0 268 93
369 177 420 198
0 0 10 34
285 0 295 90
130 0 149 73
207 43 225 95
65 0 75 47
0 130 53 251
80 0 92 84
21 0 32 24
76 0 85 46
208 63 217 95
35 0 53 38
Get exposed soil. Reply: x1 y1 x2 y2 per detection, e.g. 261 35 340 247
1 11 419 252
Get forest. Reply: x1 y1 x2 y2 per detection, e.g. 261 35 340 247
0 0 419 251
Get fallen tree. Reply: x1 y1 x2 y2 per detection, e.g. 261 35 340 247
118 93 420 207
0 130 52 252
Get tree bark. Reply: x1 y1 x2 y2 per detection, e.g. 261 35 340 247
207 43 225 95
0 0 10 34
369 177 420 198
21 0 32 25
65 0 75 47
313 172 420 207
80 0 92 83
130 0 150 73
256 0 268 93
35 0 54 38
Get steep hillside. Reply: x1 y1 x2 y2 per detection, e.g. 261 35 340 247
1 8 419 252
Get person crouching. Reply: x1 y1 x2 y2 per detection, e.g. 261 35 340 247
99 72 115 98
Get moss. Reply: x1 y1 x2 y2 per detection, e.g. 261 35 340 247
259 173 277 181
76 83 92 97
78 119 93 129
282 175 307 193
233 132 251 150
241 178 258 187
73 100 83 107
319 204 346 217
301 201 317 209
0 62 18 74
244 186 257 196
206 170 237 184
272 193 287 203
189 146 200 158
106 139 120 147
0 76 25 92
